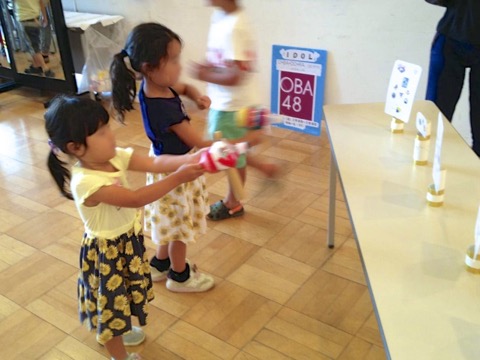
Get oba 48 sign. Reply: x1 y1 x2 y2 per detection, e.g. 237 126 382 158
271 45 327 136
279 71 314 120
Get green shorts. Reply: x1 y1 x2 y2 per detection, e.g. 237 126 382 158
208 110 247 168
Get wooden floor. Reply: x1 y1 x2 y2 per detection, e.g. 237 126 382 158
0 88 386 360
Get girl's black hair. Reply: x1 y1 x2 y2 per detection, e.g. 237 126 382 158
45 95 110 199
110 22 182 121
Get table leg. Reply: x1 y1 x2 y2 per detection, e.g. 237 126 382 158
328 150 337 249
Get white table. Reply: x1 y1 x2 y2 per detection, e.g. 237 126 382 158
63 11 123 31
324 101 480 359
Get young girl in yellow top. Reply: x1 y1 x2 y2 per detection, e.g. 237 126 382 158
45 95 204 360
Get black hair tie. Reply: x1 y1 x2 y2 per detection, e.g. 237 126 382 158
120 49 129 58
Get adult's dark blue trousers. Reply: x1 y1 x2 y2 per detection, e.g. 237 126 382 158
426 33 480 156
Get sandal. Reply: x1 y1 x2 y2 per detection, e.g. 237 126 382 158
24 65 43 75
207 200 244 221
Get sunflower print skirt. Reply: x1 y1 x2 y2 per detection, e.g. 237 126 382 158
78 225 154 345
144 170 209 246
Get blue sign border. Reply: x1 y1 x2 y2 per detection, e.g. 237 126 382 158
271 45 327 136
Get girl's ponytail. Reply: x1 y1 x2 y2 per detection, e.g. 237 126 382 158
47 149 73 200
110 50 137 122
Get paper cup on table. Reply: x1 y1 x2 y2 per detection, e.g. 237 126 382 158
391 118 404 133
465 245 480 274
413 135 430 166
426 184 445 207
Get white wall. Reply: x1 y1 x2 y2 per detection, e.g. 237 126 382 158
61 0 472 144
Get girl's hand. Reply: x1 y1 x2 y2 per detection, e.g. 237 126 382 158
190 148 208 164
174 163 205 183
196 95 211 110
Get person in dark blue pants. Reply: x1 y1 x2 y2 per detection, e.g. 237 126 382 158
426 0 480 157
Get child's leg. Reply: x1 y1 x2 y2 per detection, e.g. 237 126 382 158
150 244 170 282
166 240 214 292
246 154 280 179
207 108 246 210
104 336 128 360
156 244 169 260
223 166 246 209
169 241 187 272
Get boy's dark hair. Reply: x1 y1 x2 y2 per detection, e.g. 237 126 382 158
110 22 182 121
45 95 110 199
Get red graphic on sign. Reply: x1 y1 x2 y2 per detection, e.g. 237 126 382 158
278 71 315 121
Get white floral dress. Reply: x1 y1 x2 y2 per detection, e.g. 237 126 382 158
144 168 209 245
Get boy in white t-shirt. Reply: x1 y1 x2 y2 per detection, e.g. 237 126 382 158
191 0 277 220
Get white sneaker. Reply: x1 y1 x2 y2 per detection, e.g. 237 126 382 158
166 264 215 293
150 265 168 282
111 353 141 360
122 326 145 346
